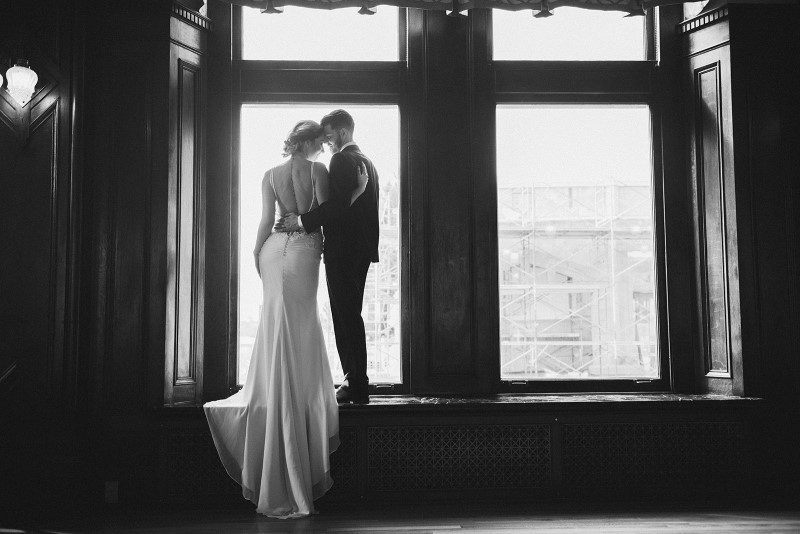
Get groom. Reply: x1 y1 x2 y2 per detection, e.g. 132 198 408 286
279 109 379 404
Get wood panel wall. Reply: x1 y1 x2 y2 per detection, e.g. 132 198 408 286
165 9 208 406
683 5 800 400
0 0 85 509
406 10 497 395
687 40 740 395
682 3 800 499
0 0 798 511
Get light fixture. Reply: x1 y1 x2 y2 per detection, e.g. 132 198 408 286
5 59 38 107
534 0 554 18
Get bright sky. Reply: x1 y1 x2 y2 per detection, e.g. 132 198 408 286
237 8 653 381
492 7 645 61
496 105 653 188
243 6 644 62
243 6 400 61
239 105 400 323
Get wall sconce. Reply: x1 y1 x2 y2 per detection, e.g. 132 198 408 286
5 59 38 107
1 33 40 142
1 52 39 143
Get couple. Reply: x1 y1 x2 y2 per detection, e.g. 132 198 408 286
203 109 379 518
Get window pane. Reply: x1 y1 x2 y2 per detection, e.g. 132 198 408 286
242 7 399 61
497 105 658 380
239 105 402 385
493 8 645 61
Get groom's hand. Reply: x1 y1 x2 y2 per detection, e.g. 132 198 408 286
281 213 300 232
274 214 287 232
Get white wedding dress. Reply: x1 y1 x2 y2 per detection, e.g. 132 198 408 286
204 163 339 519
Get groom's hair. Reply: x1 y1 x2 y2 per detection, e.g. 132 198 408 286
321 109 355 132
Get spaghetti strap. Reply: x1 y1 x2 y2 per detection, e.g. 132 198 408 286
270 169 287 214
310 162 317 211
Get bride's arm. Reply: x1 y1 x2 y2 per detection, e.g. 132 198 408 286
314 162 330 205
253 172 276 276
313 161 366 208
349 162 369 206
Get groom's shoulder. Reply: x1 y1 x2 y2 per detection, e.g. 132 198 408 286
333 149 360 166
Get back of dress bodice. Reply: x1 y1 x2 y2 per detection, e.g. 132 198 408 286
270 160 320 220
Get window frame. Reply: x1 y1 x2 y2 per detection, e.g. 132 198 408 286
486 8 674 393
215 5 689 397
226 7 411 395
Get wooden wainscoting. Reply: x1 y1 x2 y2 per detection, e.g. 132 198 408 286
157 395 761 506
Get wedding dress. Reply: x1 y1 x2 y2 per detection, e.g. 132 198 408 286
204 161 339 519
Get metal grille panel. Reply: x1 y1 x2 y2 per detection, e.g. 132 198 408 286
563 422 745 488
367 425 552 491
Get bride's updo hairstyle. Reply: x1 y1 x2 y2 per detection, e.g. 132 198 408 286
282 120 323 157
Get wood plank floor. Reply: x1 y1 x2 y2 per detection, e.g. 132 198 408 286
4 503 800 534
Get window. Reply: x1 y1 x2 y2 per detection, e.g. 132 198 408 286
496 105 658 381
232 7 406 392
215 4 679 396
238 105 402 386
491 6 668 392
493 7 646 61
242 7 400 61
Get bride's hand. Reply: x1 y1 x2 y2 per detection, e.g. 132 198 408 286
356 162 369 192
350 163 369 206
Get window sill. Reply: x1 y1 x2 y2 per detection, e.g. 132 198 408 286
160 392 763 415
335 393 762 413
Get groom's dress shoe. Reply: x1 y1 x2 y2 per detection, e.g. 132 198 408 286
336 384 369 405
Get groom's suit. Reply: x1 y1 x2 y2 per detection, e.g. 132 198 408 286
300 144 379 396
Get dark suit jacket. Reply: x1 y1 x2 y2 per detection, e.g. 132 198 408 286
301 144 380 263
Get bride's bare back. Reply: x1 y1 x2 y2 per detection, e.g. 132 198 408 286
270 157 329 218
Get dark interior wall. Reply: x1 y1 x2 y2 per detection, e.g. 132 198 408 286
726 3 800 497
0 0 87 509
1 0 799 511
78 0 173 508
732 6 800 408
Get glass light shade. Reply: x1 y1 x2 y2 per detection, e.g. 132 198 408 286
6 61 38 106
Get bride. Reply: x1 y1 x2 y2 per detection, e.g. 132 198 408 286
204 120 368 519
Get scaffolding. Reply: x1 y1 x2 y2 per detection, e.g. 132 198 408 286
498 181 658 380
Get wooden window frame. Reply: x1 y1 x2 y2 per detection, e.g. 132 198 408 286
204 4 693 399
484 7 684 393
225 7 411 395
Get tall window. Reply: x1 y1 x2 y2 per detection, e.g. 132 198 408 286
493 7 646 61
492 6 663 391
496 105 658 381
236 7 404 388
223 5 673 395
242 7 399 61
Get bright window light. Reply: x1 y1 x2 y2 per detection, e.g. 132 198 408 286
239 104 402 385
497 105 658 380
242 6 400 61
493 8 645 61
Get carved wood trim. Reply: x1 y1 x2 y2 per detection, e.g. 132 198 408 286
165 34 206 404
0 94 31 142
172 2 213 32
680 6 729 34
41 101 61 400
175 59 201 387
694 61 733 379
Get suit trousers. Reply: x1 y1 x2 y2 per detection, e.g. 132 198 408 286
325 254 372 390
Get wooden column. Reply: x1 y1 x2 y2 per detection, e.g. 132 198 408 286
164 4 209 406
682 4 800 398
407 9 497 395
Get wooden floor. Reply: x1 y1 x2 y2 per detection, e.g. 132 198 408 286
4 503 800 534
